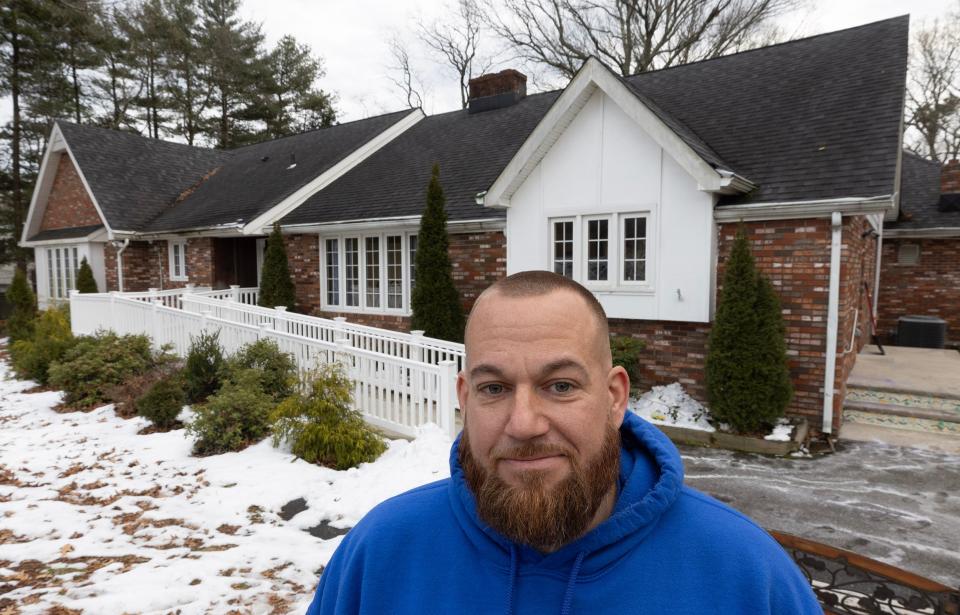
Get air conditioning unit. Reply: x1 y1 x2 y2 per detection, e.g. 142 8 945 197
897 315 947 349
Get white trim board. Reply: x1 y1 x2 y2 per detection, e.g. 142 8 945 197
482 57 754 209
241 109 426 235
713 196 895 222
882 227 960 239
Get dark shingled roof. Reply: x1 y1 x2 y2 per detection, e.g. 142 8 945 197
28 224 104 242
886 152 960 231
56 122 230 232
281 92 560 225
624 15 909 205
147 110 413 232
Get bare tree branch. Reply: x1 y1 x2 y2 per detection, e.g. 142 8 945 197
419 0 496 108
905 8 960 162
386 35 424 109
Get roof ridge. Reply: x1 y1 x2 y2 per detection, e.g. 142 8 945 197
226 108 415 152
624 15 909 80
55 120 220 154
903 150 942 166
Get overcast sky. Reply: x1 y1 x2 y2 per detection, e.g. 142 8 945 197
0 0 956 129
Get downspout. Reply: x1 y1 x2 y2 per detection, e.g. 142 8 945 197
114 238 130 292
873 222 883 314
822 212 843 435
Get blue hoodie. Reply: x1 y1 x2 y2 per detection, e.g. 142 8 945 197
306 413 822 614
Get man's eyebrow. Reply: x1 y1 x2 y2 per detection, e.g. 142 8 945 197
539 358 590 382
469 363 507 380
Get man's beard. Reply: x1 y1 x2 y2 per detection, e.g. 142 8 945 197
459 424 621 553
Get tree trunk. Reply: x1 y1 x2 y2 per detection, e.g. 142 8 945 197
11 8 27 270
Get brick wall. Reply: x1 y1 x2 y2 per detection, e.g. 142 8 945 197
941 160 960 193
877 237 960 346
40 155 102 231
285 234 320 314
103 238 215 291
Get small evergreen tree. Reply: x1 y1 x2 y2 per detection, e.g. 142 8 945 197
76 257 98 293
410 164 465 342
184 330 225 404
258 222 296 310
6 268 38 343
705 226 792 433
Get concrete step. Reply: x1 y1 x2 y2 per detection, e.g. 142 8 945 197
843 386 960 436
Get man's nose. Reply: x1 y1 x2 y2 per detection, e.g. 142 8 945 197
503 385 550 440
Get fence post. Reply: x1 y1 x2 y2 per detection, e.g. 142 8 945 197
200 309 210 334
69 290 80 335
181 283 194 311
148 287 159 304
231 284 241 302
410 330 425 363
109 291 117 333
334 316 347 344
438 360 458 439
258 321 271 341
274 306 287 334
152 298 162 349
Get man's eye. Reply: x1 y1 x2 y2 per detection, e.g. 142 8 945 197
480 383 504 395
550 381 574 394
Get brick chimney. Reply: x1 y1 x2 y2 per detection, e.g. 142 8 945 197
942 159 960 194
467 69 527 114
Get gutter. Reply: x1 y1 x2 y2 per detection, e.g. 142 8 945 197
716 169 756 194
714 195 894 223
882 227 960 239
113 238 130 292
822 212 843 435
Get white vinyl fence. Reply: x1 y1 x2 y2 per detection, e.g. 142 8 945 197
70 291 457 439
123 285 259 309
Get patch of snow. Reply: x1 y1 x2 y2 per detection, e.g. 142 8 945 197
0 357 452 613
764 418 794 442
628 382 715 432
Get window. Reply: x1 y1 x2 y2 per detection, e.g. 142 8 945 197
621 216 647 283
409 234 418 293
897 243 920 266
552 220 574 278
168 240 188 281
586 218 609 281
45 245 80 300
548 213 651 290
323 232 418 313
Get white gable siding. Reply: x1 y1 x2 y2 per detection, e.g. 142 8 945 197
506 89 714 322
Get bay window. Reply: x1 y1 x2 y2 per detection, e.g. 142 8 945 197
548 212 651 290
46 245 80 300
322 232 418 313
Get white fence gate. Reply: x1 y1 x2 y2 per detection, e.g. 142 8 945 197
70 291 458 439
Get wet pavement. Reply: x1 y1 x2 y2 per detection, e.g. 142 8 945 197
679 440 960 588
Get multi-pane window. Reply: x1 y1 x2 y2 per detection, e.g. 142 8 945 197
387 235 403 309
325 239 339 305
365 237 380 308
46 246 80 300
409 235 418 293
552 220 574 278
622 216 647 282
344 238 360 307
169 240 187 280
323 233 417 313
586 218 608 281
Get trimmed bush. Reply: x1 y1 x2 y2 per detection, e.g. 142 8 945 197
410 164 465 343
48 332 155 408
705 227 792 433
9 307 75 384
6 268 37 343
224 338 297 402
137 374 187 430
187 369 274 455
258 222 296 310
610 335 645 389
75 258 99 293
271 363 386 470
184 330 225 404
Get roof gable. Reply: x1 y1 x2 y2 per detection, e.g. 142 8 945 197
886 152 960 234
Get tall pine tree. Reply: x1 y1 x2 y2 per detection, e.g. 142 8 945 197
705 226 792 433
258 223 296 310
410 164 464 342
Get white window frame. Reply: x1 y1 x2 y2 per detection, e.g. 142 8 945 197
168 239 188 281
320 231 417 315
547 212 653 293
43 244 81 301
551 217 576 279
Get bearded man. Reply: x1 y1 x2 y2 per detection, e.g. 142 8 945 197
306 271 821 615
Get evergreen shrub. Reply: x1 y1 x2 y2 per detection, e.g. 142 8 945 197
187 369 274 455
9 307 74 385
137 374 187 430
184 330 225 404
610 335 646 389
705 227 793 433
223 338 297 402
410 164 465 342
6 268 37 343
75 258 98 293
258 222 296 310
271 363 386 470
48 332 155 408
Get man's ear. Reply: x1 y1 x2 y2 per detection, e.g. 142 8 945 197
456 371 469 420
607 365 629 426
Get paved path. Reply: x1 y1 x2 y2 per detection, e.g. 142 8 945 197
679 440 960 588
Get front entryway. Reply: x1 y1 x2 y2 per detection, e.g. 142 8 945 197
212 237 260 289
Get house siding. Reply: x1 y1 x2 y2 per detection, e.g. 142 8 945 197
39 155 102 231
104 238 214 292
877 237 960 347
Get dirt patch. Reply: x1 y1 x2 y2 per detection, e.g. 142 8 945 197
136 422 184 436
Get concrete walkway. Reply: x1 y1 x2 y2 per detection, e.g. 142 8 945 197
680 440 960 588
849 345 960 398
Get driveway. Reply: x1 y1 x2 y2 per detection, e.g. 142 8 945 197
679 440 960 587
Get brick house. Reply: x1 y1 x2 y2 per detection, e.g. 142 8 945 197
22 17 920 435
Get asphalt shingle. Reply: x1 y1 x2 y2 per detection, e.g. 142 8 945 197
886 152 960 231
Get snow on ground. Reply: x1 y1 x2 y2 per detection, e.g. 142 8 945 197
0 358 451 614
628 382 715 432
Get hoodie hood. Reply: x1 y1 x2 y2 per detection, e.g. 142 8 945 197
447 411 685 579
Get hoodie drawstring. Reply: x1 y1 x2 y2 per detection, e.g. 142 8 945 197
559 551 585 615
505 544 518 615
